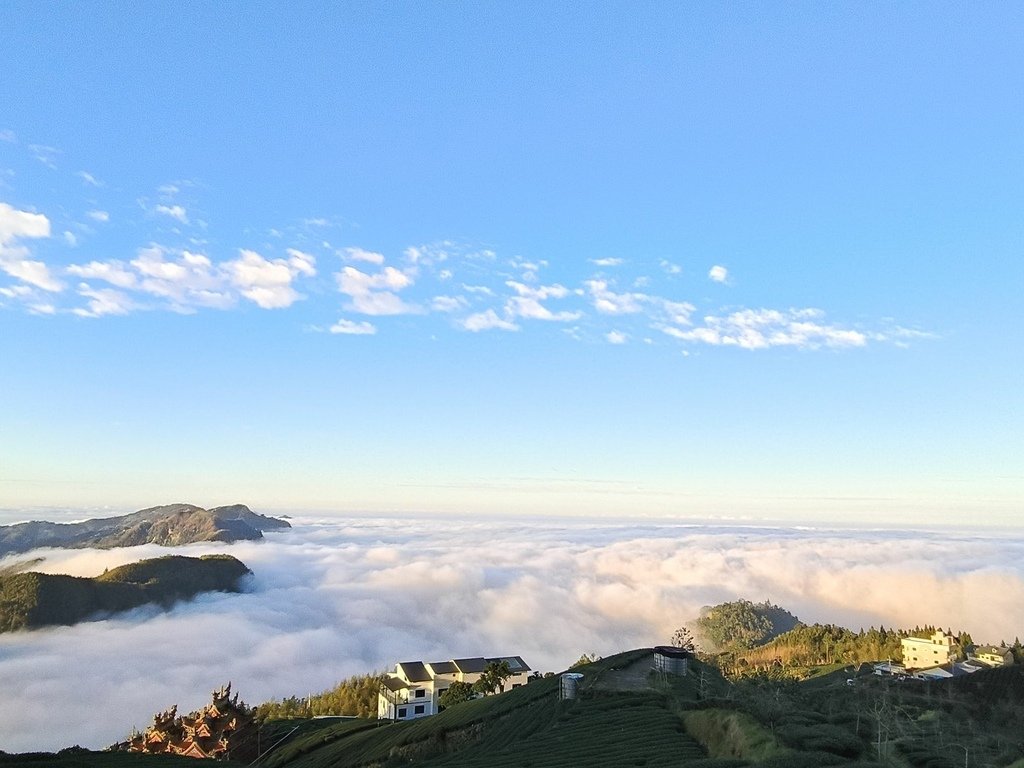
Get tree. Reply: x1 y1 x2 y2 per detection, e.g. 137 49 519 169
472 660 513 695
254 673 383 721
671 627 697 652
695 600 798 651
438 681 474 708
570 652 601 669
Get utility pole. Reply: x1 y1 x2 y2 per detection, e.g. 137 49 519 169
950 743 968 768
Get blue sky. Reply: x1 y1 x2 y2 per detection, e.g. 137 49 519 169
1 2 1021 523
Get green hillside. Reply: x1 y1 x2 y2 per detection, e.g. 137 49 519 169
258 650 710 768
0 555 251 632
249 649 1024 768
254 651 747 768
695 600 801 652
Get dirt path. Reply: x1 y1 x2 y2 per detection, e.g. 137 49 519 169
592 650 655 692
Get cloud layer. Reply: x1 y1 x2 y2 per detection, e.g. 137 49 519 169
1 515 1021 752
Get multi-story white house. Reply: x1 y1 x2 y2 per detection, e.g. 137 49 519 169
378 655 531 721
901 630 956 670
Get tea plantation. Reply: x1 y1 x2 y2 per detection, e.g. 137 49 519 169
250 649 1024 768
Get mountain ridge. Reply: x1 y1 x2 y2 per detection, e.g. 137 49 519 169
0 503 290 556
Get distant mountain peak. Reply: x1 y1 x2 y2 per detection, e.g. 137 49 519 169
0 504 291 557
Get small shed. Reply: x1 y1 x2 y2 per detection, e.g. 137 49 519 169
653 646 692 676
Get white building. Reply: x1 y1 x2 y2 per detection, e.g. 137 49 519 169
377 655 531 721
969 645 1014 667
872 661 906 676
901 631 956 670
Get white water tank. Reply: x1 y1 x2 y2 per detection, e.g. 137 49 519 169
559 672 584 700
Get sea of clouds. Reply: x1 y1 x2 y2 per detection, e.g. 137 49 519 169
1 514 1023 752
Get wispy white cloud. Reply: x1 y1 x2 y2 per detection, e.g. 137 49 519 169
885 328 938 349
154 204 188 224
342 247 385 265
405 241 499 268
330 318 377 335
660 259 682 275
606 330 628 344
506 281 569 300
72 283 137 317
0 204 52 245
131 246 227 310
337 265 413 293
64 244 315 315
78 171 102 187
709 265 728 283
2 260 64 292
350 291 420 315
226 248 315 309
336 264 419 316
285 248 316 276
659 299 696 326
661 308 866 350
404 245 434 264
431 295 469 313
87 210 110 223
67 260 138 289
0 129 16 143
0 284 33 299
504 281 581 322
509 257 548 282
461 308 519 332
590 257 623 267
28 144 60 169
0 202 62 292
584 279 647 315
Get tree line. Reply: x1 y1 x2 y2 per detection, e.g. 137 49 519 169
255 674 384 721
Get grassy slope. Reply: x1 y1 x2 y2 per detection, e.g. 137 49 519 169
682 710 784 762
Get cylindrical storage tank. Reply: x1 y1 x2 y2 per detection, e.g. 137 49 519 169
653 646 691 676
559 672 584 700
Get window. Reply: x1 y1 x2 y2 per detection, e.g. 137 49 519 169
414 705 425 715
415 688 426 698
398 708 407 718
